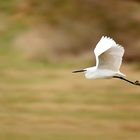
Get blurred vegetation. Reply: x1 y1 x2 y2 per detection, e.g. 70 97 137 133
0 64 140 140
0 0 140 62
0 1 140 140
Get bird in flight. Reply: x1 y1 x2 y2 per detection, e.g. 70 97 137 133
73 36 140 86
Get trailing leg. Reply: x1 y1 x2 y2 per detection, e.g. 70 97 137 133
113 76 140 86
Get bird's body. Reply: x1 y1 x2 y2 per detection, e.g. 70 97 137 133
73 36 140 86
73 36 125 80
84 67 125 80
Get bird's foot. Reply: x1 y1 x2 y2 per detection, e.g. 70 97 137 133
134 80 140 86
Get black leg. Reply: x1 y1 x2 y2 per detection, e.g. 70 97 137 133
113 76 140 86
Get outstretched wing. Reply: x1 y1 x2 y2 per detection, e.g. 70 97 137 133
94 36 116 57
94 36 124 71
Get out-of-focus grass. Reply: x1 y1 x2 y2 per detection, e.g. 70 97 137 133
0 1 140 139
0 48 140 140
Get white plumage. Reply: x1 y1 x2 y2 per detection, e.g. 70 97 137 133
73 36 125 79
95 36 124 72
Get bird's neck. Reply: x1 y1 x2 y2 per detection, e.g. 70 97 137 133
84 66 97 79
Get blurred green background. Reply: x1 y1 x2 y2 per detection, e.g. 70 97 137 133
0 0 140 140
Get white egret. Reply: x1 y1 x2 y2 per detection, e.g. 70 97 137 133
73 36 140 86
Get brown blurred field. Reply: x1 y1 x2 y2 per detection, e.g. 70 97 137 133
0 55 140 140
0 0 140 140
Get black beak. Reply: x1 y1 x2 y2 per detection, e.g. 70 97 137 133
72 69 86 73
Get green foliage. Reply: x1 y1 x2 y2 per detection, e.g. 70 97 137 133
0 0 15 13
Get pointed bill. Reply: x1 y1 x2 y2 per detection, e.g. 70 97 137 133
72 69 86 73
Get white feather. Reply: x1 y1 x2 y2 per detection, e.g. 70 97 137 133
73 36 125 80
94 36 124 72
94 36 116 56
